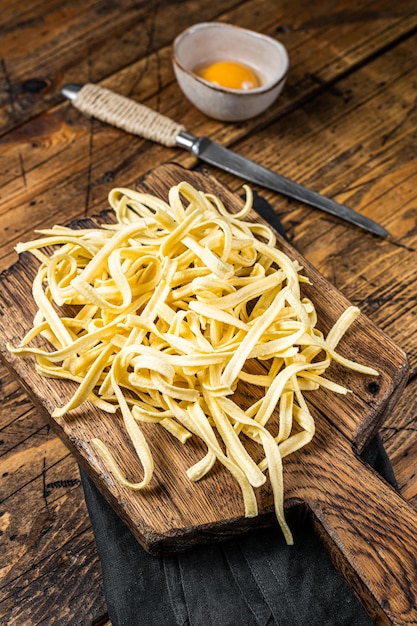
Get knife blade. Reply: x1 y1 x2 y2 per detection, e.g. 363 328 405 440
61 83 389 238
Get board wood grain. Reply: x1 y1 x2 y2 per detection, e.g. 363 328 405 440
0 165 415 624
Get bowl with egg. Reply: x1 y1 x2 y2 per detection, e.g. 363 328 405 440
172 22 289 122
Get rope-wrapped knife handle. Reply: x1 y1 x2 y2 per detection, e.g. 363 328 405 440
71 83 185 147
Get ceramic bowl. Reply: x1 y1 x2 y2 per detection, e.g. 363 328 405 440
172 22 289 122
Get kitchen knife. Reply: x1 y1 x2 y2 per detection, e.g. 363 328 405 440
62 83 389 238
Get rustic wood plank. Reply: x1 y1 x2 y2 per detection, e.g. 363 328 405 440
0 403 47 453
0 451 106 625
0 362 34 431
381 375 417 505
0 369 108 623
0 420 69 502
1 1 417 624
1 451 84 585
0 529 106 626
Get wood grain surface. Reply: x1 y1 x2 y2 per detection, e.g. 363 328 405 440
1 1 417 624
0 164 414 625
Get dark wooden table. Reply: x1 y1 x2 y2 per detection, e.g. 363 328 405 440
1 1 416 624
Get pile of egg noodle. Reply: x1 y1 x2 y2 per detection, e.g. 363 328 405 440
9 181 378 544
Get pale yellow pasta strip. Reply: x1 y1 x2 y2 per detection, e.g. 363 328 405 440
188 300 249 331
92 355 155 490
203 392 266 488
218 396 293 544
221 287 290 389
32 266 74 348
195 271 285 310
299 333 379 376
253 360 330 428
186 401 258 517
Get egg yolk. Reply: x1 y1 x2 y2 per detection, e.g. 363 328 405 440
196 61 260 90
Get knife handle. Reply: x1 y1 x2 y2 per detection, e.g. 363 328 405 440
69 83 185 147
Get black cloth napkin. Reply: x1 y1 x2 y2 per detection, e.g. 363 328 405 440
80 435 397 626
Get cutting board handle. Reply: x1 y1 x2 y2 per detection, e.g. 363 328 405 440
304 436 417 626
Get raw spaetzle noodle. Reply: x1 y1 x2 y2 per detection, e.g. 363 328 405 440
8 181 378 544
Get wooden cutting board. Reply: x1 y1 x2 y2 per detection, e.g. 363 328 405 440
0 164 415 625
